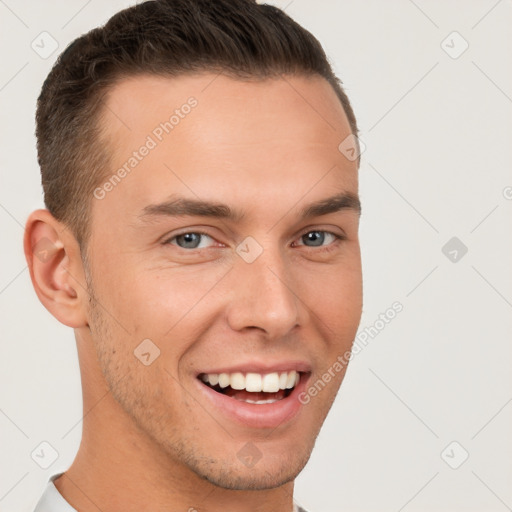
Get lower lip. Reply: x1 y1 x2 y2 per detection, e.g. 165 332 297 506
196 373 310 429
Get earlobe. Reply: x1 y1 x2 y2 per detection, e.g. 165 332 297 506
24 209 89 328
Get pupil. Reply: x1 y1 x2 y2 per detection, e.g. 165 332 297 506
304 231 324 246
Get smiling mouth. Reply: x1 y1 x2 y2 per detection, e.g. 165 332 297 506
198 370 302 404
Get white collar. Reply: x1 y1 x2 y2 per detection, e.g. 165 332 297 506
33 474 76 512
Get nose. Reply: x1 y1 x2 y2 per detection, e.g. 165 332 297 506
225 247 302 339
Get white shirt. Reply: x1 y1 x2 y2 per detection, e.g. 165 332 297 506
33 474 75 512
33 473 307 512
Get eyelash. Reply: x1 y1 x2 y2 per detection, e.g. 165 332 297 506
163 229 345 252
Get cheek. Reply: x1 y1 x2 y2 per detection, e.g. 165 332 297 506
94 263 231 369
300 261 362 328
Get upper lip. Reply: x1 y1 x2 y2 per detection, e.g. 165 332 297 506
197 361 312 376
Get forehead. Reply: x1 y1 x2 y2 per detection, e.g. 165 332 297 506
93 73 358 225
103 72 350 132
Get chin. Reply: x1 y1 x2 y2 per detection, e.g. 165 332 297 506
196 456 308 491
179 437 316 491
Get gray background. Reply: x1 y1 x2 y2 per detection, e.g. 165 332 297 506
1 1 511 511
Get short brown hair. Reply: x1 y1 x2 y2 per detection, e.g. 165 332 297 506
36 0 359 247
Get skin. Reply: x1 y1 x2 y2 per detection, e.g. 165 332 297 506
25 73 362 512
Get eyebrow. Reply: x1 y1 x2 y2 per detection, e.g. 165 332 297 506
139 191 361 222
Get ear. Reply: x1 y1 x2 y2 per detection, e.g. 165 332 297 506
24 209 89 328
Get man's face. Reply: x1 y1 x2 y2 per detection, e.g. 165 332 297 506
84 73 362 489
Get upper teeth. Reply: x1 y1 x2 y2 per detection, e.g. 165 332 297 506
201 370 300 392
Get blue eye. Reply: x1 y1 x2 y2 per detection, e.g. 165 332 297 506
297 231 340 247
169 232 214 249
165 230 343 251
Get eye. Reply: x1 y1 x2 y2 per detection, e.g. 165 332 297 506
166 232 215 249
294 230 342 248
